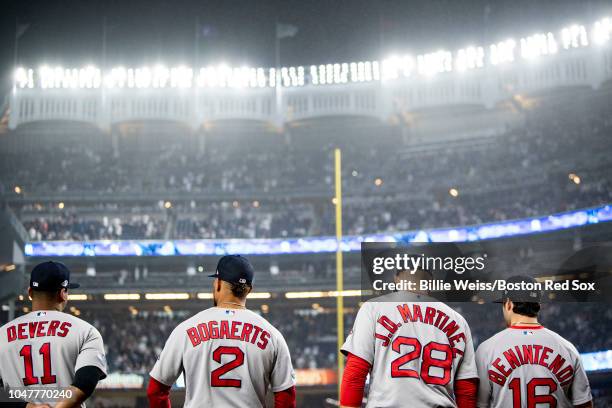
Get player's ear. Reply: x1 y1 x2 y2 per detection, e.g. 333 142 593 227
59 288 69 302
504 299 513 312
215 278 222 292
28 287 33 300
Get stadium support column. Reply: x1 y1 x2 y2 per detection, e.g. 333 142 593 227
274 76 284 129
588 47 607 89
111 128 119 157
99 19 112 133
334 148 344 395
401 124 411 145
198 128 206 155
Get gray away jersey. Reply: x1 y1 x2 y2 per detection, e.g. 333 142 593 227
341 292 478 408
0 310 108 407
150 307 296 408
476 325 592 408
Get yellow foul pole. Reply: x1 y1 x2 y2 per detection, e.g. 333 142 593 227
334 148 344 397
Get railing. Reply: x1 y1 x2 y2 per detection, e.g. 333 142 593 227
22 204 612 257
4 206 30 244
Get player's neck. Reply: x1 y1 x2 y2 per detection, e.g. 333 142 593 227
509 315 539 327
31 300 62 312
216 297 247 309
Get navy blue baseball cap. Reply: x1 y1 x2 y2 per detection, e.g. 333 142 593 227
30 261 80 291
209 255 254 285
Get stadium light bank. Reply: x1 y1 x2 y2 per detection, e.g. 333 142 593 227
13 17 612 91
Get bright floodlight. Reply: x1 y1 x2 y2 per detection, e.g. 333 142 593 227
134 67 152 88
417 50 453 76
14 16 612 91
170 66 193 88
593 17 612 45
104 67 127 88
13 67 33 89
153 65 170 88
520 33 558 59
490 39 516 65
382 55 416 80
78 66 101 88
456 46 484 71
561 24 588 49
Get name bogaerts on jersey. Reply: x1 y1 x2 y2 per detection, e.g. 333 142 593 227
487 343 575 387
185 319 271 350
6 320 72 342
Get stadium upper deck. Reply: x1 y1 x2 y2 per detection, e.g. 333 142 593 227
1 85 611 248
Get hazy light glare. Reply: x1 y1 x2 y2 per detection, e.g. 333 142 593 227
490 39 516 65
593 17 612 45
561 24 589 49
520 33 558 59
13 16 612 89
104 294 141 300
456 46 484 71
417 50 452 76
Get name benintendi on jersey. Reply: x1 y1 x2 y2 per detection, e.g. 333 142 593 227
487 342 575 387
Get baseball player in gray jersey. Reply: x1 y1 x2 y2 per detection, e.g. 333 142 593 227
340 269 479 408
476 276 592 408
0 261 108 408
147 255 296 408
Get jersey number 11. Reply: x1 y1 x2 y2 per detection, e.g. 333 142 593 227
20 343 57 385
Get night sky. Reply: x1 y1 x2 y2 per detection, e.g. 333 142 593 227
0 0 610 91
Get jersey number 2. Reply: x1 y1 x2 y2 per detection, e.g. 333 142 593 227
20 343 56 385
390 336 453 385
211 346 244 388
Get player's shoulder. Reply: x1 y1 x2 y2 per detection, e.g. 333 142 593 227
0 315 20 336
437 302 470 324
55 311 102 335
174 307 276 332
476 328 510 354
2 311 97 330
174 309 212 330
359 293 469 322
360 291 420 310
243 309 281 334
1 311 101 343
541 327 581 356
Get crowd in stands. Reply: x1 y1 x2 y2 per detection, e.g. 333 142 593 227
2 92 612 240
174 201 314 239
23 213 165 241
15 170 612 240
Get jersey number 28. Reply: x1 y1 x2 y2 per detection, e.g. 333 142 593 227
390 336 453 385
